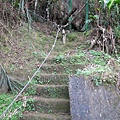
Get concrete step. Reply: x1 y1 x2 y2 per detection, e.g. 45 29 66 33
40 63 84 74
22 113 71 120
35 85 69 98
35 74 69 85
25 97 70 114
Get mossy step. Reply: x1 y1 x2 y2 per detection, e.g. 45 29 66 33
38 55 86 65
34 76 68 85
35 85 69 98
40 63 84 74
35 74 69 85
25 97 70 114
22 113 71 120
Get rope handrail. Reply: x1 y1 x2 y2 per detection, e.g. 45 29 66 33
0 1 89 118
0 26 61 119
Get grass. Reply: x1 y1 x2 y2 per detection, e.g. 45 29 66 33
0 92 36 120
75 50 120 86
0 94 23 120
0 23 54 81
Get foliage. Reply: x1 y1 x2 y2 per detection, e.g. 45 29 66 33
0 94 23 120
25 85 36 96
54 54 65 64
89 0 120 26
0 87 37 119
24 98 35 111
67 33 78 42
76 50 120 86
114 24 120 39
103 0 120 10
88 0 120 54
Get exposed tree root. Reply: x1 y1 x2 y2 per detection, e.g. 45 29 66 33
0 65 23 93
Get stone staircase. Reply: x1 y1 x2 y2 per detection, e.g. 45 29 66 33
22 40 86 120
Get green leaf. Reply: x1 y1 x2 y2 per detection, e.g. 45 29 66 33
107 0 120 10
108 0 115 9
103 0 120 9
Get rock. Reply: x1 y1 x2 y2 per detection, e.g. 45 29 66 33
69 76 120 120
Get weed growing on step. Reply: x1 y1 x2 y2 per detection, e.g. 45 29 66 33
25 86 36 96
45 87 68 98
54 54 65 64
30 70 42 84
54 51 88 65
25 98 35 111
31 50 47 58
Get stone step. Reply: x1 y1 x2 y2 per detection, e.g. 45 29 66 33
35 85 69 98
38 55 86 65
40 63 84 74
35 74 69 85
25 97 70 114
22 113 71 120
